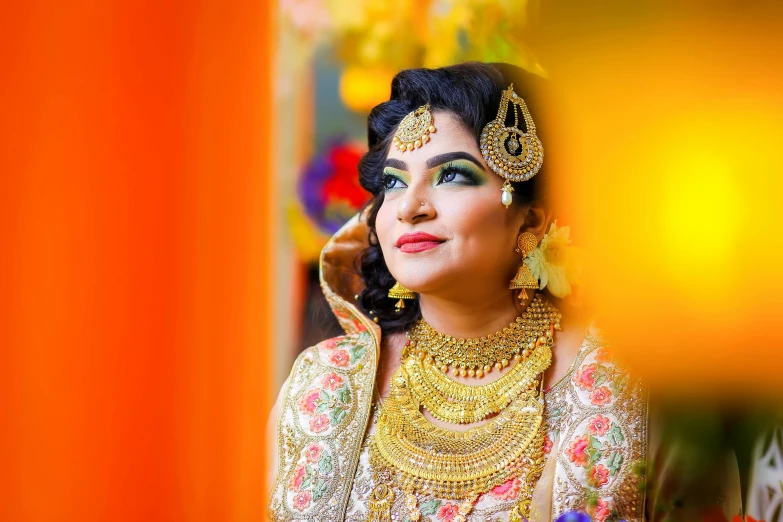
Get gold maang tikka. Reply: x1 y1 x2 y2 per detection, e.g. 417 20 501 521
393 104 436 152
480 85 544 208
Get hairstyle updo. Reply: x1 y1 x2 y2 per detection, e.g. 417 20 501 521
355 62 554 335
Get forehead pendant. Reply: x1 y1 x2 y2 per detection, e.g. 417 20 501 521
393 104 437 152
480 84 544 208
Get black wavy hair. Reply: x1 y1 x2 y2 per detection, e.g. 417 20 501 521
355 62 554 335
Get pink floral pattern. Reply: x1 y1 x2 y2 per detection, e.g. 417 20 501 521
292 490 312 511
437 503 460 521
574 363 597 390
543 434 554 454
309 414 330 433
488 477 521 501
322 338 339 350
288 464 306 491
328 349 350 367
590 498 612 522
304 442 322 463
590 386 613 406
321 372 343 390
297 389 321 415
587 463 610 488
587 414 612 436
566 434 590 467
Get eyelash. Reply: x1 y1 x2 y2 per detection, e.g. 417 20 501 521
381 164 478 191
436 164 478 185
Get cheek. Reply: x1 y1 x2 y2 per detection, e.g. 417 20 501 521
442 193 516 255
374 200 397 252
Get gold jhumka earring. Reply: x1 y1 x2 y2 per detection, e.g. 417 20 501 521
388 281 415 312
510 231 539 300
480 84 544 208
393 104 436 152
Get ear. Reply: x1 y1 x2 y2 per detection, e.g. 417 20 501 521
519 203 552 242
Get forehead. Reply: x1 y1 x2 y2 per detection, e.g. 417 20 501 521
386 111 483 167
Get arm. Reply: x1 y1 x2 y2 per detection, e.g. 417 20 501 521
266 376 289 493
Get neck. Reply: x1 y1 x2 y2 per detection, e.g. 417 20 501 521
418 289 531 339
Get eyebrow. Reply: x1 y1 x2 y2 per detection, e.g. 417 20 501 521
383 151 485 172
383 158 408 171
426 151 485 170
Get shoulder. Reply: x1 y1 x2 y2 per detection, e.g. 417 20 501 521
547 330 648 520
290 331 376 376
268 332 378 519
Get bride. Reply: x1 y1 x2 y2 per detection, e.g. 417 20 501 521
268 62 660 521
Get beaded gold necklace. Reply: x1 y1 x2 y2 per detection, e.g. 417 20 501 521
407 293 561 378
368 296 559 522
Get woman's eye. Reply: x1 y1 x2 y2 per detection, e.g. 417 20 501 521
383 175 406 190
437 167 476 185
440 170 458 183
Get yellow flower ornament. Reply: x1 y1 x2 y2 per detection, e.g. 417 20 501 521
525 222 582 298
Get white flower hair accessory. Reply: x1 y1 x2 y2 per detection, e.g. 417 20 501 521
525 222 582 298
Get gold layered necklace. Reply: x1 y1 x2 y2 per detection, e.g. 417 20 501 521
368 295 560 522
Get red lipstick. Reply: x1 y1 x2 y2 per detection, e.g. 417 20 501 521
395 232 445 253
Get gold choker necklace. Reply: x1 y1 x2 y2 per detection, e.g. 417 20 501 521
407 293 561 378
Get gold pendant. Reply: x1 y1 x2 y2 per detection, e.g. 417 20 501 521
367 483 394 522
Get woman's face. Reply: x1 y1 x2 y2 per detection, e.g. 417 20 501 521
376 111 529 303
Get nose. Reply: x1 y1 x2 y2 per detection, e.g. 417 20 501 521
396 185 435 224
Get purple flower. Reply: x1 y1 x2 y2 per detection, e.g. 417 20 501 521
555 512 591 522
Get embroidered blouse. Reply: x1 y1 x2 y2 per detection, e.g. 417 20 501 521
269 215 648 522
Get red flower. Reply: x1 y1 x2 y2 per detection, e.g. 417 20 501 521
304 443 322 463
309 414 331 433
437 503 460 521
292 490 312 511
589 498 612 522
543 435 554 454
587 463 610 488
489 477 521 500
574 363 597 390
590 386 613 406
329 349 350 367
297 389 321 415
288 464 306 491
321 372 343 391
587 414 612 436
566 434 590 467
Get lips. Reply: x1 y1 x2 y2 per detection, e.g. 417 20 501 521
395 232 445 253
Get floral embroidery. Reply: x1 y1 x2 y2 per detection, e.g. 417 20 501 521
587 414 611 437
329 349 350 367
322 338 339 350
566 434 590 467
587 463 610 488
310 414 330 433
590 386 613 406
322 372 343 390
292 490 312 511
488 477 521 501
594 347 613 364
574 363 597 390
305 442 323 463
543 434 554 454
297 389 321 415
588 498 612 522
289 464 306 491
437 502 460 521
286 442 334 513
